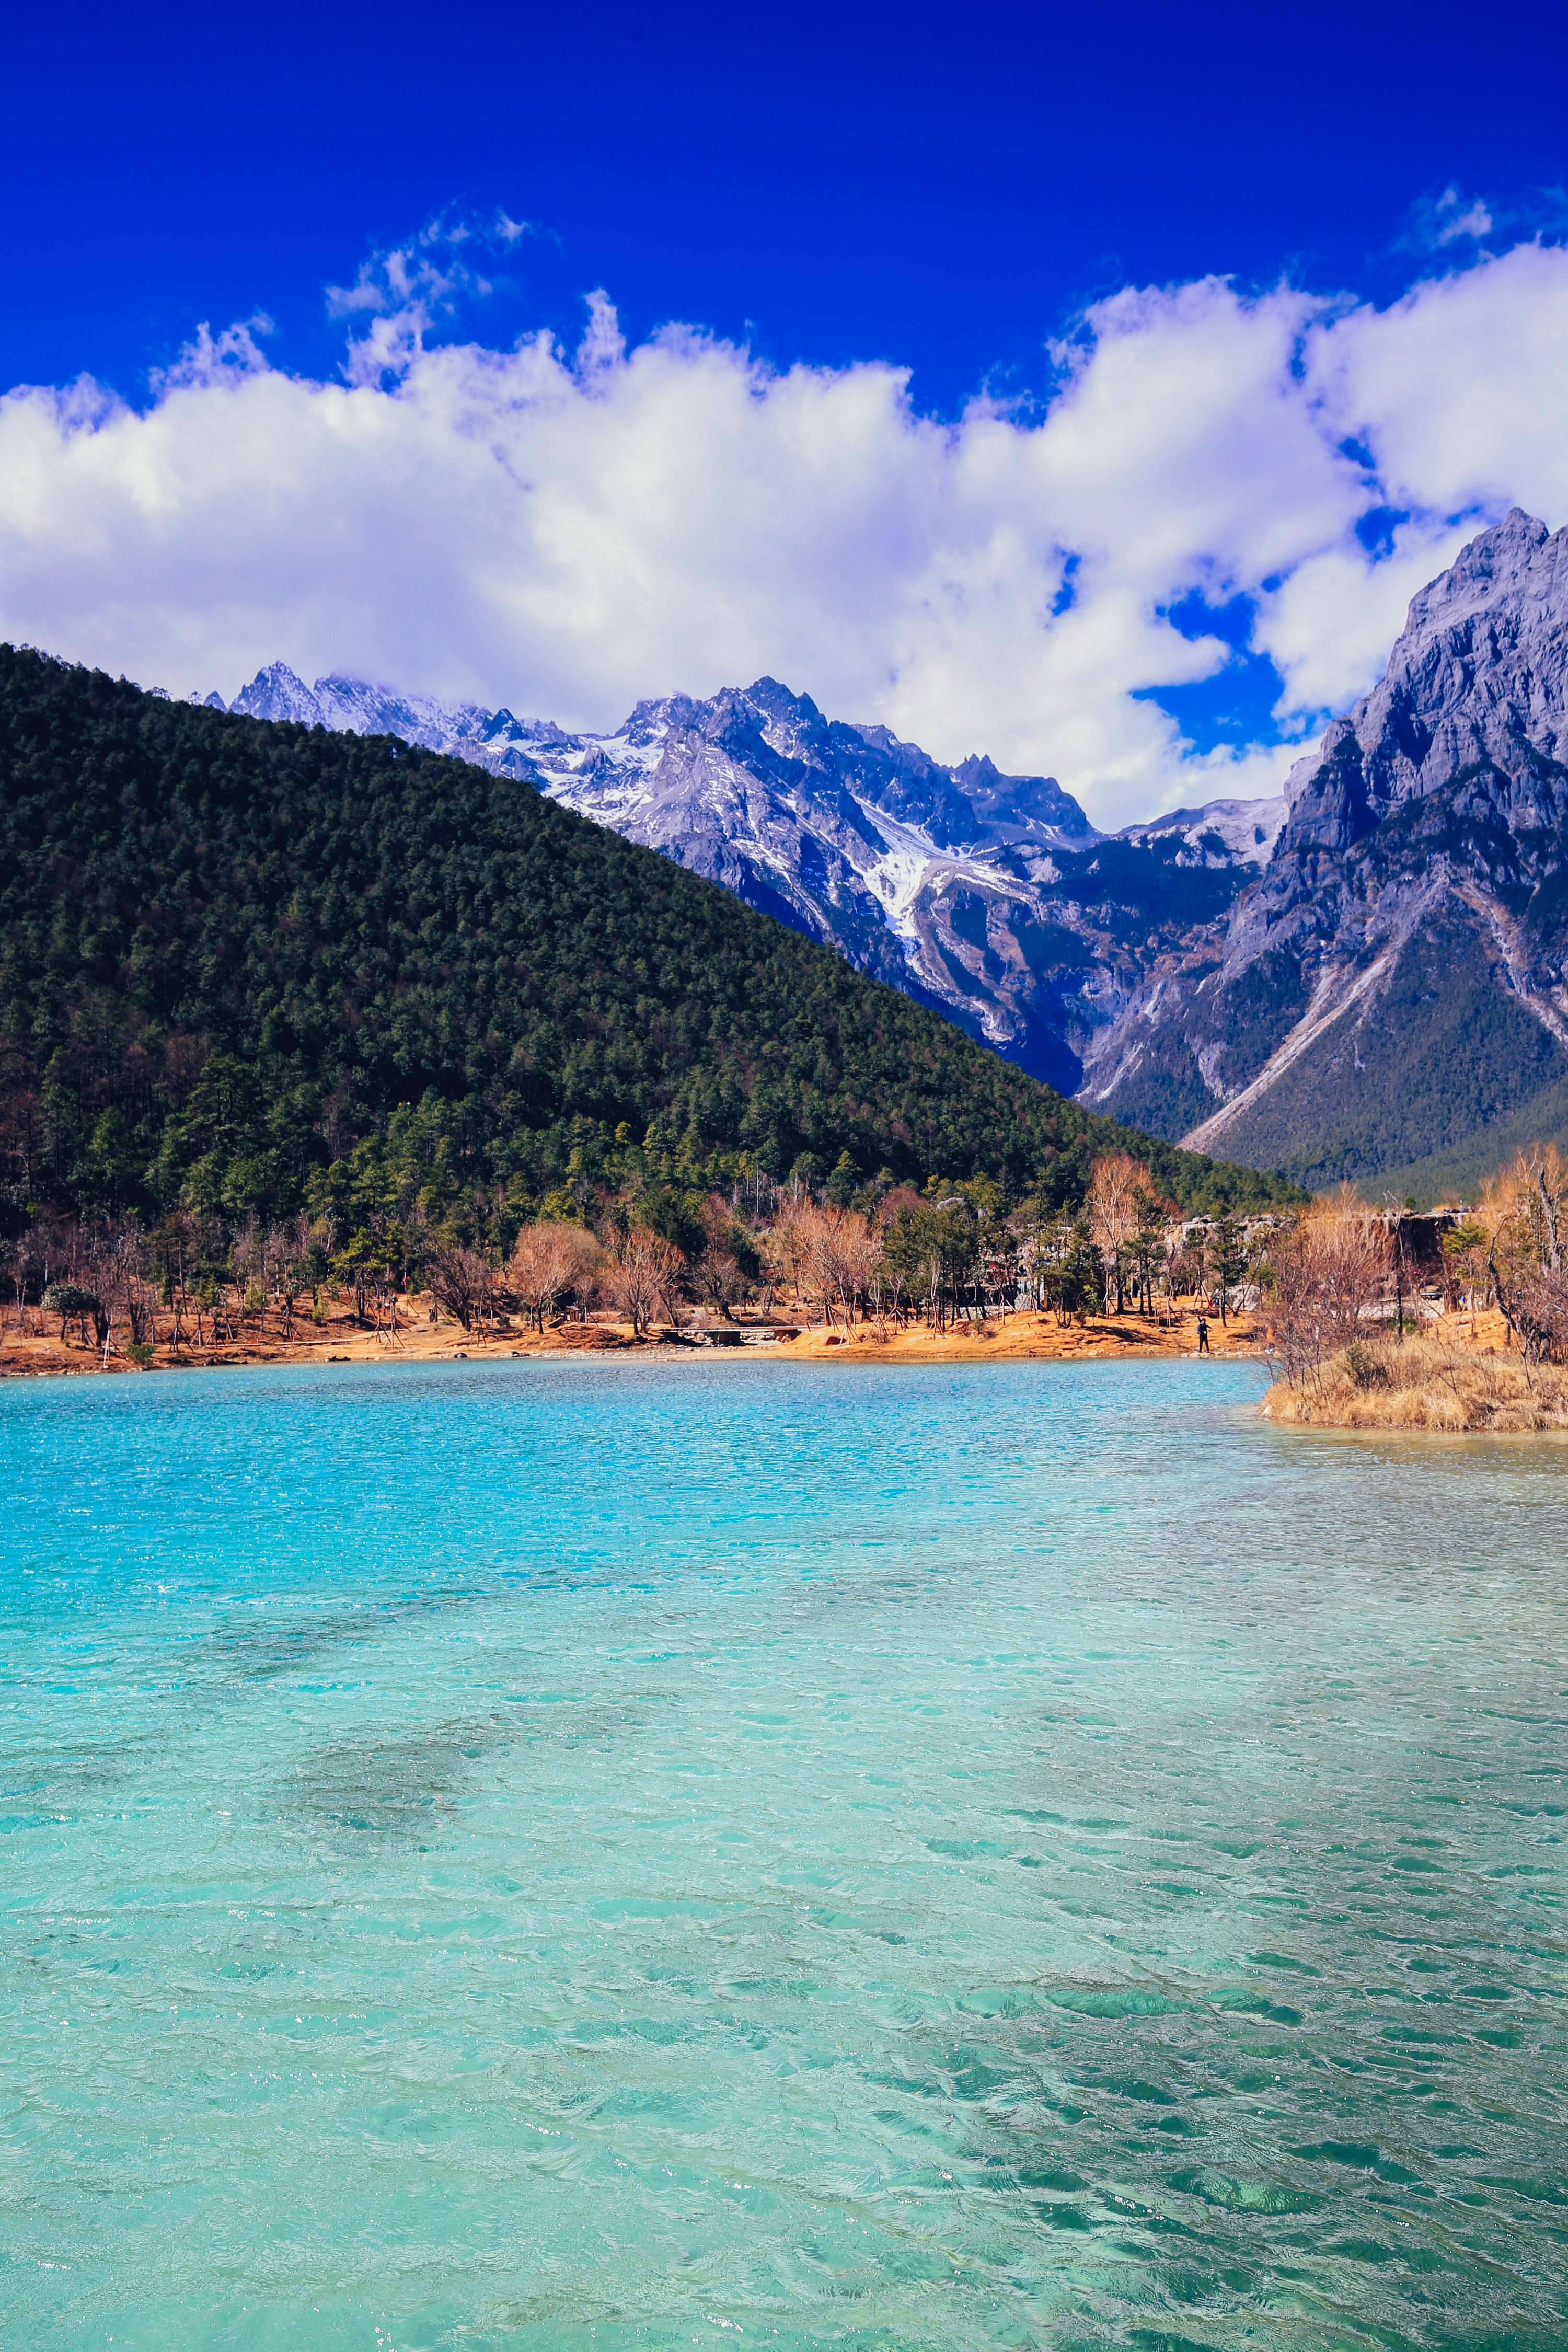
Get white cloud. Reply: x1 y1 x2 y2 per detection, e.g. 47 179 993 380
1413 185 1494 249
1438 197 1493 244
2 240 1566 828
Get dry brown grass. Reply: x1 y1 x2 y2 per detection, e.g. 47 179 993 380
1263 1334 1568 1432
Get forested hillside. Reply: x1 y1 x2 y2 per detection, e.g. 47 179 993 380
0 648 1296 1239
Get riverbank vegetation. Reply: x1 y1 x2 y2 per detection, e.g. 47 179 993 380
40 643 1568 1422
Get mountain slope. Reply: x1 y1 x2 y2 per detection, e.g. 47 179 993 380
0 647 1295 1228
1083 510 1568 1190
226 663 1283 1098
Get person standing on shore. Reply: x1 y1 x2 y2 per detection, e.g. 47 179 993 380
1196 1313 1209 1355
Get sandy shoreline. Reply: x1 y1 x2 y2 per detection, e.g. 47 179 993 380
0 1298 1278 1383
0 1299 1268 1381
783 1305 1263 1364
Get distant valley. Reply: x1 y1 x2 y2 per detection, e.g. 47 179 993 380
215 508 1568 1198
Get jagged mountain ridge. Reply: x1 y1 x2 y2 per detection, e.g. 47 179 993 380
220 663 1284 1098
1083 509 1568 1194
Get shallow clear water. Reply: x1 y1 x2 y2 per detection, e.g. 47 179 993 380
3 1357 1567 2350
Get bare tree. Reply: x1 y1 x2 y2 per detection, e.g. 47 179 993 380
608 1229 684 1338
69 1220 155 1366
426 1244 493 1333
786 1203 872 1328
561 1225 607 1322
0 1236 18 1340
229 1214 262 1343
1264 1208 1390 1386
799 1205 838 1327
118 1229 155 1351
762 1200 813 1315
511 1221 600 1333
155 1208 198 1350
1485 1145 1568 1363
824 1207 878 1326
276 1209 320 1342
1087 1153 1154 1313
688 1194 747 1322
693 1242 745 1319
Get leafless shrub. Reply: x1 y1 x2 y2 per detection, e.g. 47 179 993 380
1264 1207 1391 1387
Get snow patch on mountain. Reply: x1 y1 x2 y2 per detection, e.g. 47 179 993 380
1124 795 1287 867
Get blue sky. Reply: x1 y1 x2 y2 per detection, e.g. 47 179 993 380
4 0 1567 823
7 0 1565 410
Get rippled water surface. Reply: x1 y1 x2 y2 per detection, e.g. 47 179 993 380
4 1356 1567 2350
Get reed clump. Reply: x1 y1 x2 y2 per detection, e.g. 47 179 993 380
1263 1335 1568 1432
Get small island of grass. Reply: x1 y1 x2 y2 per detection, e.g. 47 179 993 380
1263 1319 1568 1433
1261 1152 1568 1433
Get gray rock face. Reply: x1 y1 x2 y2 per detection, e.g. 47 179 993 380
229 662 329 729
538 688 1281 1094
1085 510 1568 1191
1281 507 1568 850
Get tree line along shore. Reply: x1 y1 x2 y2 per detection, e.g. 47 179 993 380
11 1143 1566 1424
4 1148 1267 1377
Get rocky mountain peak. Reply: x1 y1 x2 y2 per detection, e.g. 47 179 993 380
741 675 824 732
1280 508 1568 849
1088 507 1568 1195
189 509 1568 1194
1406 505 1563 638
232 661 324 727
950 752 1095 843
620 695 699 747
212 649 1294 1106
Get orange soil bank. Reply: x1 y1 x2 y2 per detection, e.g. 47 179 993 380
0 1298 1264 1378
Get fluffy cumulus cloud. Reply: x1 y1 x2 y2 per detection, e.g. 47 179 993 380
4 238 1568 828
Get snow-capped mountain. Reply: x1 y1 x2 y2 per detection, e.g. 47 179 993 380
220 660 1279 1097
226 663 547 779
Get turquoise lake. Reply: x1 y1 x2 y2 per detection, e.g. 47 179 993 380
3 1355 1566 2349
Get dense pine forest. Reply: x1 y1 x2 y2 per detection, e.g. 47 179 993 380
0 646 1298 1256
